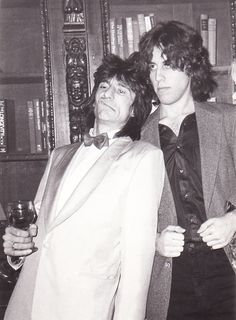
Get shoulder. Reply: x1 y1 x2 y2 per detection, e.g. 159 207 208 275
51 142 81 159
124 140 163 159
142 108 160 129
196 101 236 130
196 101 236 116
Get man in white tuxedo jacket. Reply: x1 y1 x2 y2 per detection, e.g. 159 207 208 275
3 54 165 320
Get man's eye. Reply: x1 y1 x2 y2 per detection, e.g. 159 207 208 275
149 63 157 71
118 88 127 94
99 82 108 89
163 63 171 69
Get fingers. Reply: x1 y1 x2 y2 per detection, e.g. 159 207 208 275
198 217 233 249
4 226 30 238
166 225 185 233
4 247 34 257
2 225 38 257
29 224 38 237
197 219 215 235
157 225 185 257
164 245 184 257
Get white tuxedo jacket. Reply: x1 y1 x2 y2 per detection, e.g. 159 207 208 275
5 137 164 320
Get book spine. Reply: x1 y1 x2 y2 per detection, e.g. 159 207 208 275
109 17 118 54
200 14 208 49
208 18 217 66
40 99 48 152
132 18 140 52
27 100 37 154
121 17 129 58
137 13 146 38
6 99 16 154
33 98 43 153
116 17 124 59
15 104 30 154
144 15 152 32
0 99 7 153
126 17 134 56
149 13 156 28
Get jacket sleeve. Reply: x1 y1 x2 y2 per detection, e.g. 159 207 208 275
34 149 55 215
7 150 56 270
113 148 165 320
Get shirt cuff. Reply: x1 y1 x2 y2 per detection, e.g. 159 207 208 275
7 255 25 270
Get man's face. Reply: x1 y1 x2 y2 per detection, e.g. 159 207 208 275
149 46 191 106
94 76 135 130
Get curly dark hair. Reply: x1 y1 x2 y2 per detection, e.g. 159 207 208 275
139 20 217 102
84 53 155 140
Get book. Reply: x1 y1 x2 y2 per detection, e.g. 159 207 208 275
200 14 208 49
15 104 31 153
132 18 140 52
40 99 48 152
27 100 37 154
109 17 118 54
116 17 124 58
6 99 17 154
33 98 43 153
137 13 146 38
121 17 129 58
126 16 134 56
149 13 156 28
144 15 152 32
0 99 7 153
0 201 6 220
208 18 217 66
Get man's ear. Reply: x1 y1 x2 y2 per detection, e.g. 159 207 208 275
130 108 134 117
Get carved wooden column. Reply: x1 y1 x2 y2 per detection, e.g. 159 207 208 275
63 0 89 143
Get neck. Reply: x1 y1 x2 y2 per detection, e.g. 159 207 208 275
159 91 195 136
160 91 195 120
93 120 120 135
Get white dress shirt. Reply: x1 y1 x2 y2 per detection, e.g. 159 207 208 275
52 129 118 220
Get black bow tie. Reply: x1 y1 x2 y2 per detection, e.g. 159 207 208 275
83 132 109 149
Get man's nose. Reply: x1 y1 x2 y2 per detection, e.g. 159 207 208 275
102 86 113 98
155 68 165 81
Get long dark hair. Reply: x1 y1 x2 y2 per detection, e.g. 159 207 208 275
84 53 155 140
139 20 217 102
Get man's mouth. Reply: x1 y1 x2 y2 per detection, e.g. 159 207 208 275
100 100 114 110
157 87 169 91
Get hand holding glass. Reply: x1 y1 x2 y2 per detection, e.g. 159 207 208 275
0 200 37 283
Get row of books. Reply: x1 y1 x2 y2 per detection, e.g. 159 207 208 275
109 13 155 59
200 14 217 66
109 12 217 67
0 98 48 155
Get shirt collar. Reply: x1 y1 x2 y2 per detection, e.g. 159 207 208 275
89 128 119 140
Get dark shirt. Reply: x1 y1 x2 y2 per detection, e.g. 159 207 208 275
159 113 208 251
160 113 236 319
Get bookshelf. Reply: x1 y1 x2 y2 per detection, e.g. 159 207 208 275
101 0 235 104
0 0 54 316
0 0 52 211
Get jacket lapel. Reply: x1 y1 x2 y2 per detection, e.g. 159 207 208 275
195 102 222 214
42 143 81 228
142 107 161 148
142 108 177 228
47 137 132 232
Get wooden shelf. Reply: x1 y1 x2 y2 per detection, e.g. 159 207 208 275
0 73 44 85
213 65 231 75
0 154 48 162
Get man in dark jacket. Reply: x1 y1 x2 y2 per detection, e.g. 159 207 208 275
140 20 236 320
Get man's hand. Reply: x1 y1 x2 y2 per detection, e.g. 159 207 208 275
3 224 38 257
198 211 236 249
156 225 185 257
